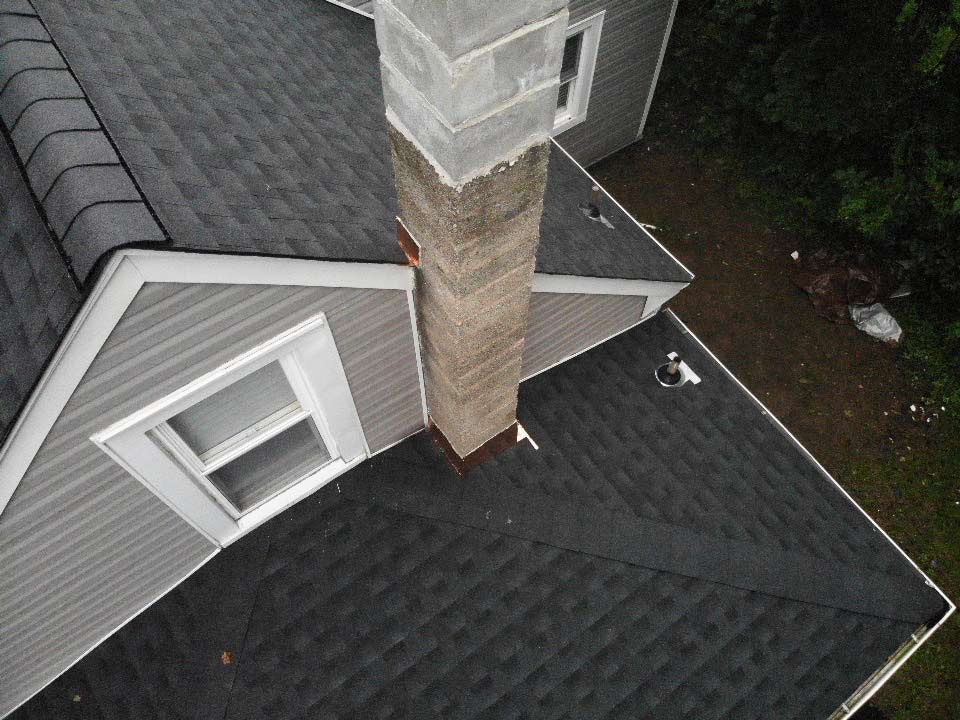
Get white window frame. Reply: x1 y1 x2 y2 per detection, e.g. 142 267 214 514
552 11 604 135
91 311 368 547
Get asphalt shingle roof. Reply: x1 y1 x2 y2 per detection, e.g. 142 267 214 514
11 313 945 720
0 128 80 439
4 0 691 281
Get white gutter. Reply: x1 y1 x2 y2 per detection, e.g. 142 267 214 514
663 308 956 718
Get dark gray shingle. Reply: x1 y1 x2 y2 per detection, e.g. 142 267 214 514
9 313 943 720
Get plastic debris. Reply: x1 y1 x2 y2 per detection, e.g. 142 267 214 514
793 248 900 321
849 303 902 344
790 250 800 261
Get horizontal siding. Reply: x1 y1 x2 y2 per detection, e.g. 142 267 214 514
0 282 424 716
557 0 674 165
522 292 646 379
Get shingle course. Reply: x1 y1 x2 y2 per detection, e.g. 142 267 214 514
8 313 942 720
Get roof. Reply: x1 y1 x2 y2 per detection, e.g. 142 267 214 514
0 129 80 439
11 312 946 719
0 0 690 442
1 0 691 282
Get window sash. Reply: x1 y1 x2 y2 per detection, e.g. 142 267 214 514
150 353 338 518
553 11 604 134
92 312 368 545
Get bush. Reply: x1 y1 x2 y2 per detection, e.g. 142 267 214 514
659 0 960 294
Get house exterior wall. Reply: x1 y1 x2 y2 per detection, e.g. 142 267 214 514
556 0 675 165
324 0 674 166
0 281 424 717
522 292 647 380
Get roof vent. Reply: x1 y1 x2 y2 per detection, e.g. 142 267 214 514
655 352 701 388
580 185 615 228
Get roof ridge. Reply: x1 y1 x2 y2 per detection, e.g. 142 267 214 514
0 1 166 285
342 445 943 626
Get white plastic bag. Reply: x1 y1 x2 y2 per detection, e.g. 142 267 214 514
849 303 903 343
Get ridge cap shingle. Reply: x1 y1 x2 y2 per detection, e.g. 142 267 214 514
0 1 166 286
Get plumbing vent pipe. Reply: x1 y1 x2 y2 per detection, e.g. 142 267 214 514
656 356 683 386
581 184 603 221
655 352 702 388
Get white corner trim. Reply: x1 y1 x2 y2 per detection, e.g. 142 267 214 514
323 0 373 19
549 138 696 281
0 254 143 517
637 0 679 141
124 250 414 291
0 250 417 521
406 288 429 426
532 271 687 298
663 308 956 718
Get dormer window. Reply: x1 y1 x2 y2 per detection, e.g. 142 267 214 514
92 312 368 545
553 12 604 134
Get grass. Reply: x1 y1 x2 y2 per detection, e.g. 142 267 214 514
837 303 960 718
838 420 959 718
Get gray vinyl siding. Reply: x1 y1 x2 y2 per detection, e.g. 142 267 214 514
324 0 673 166
556 0 675 165
522 292 647 379
0 281 424 717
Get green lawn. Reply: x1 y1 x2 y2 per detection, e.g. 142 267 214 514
838 346 958 718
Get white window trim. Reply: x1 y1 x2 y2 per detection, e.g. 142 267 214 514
0 250 420 520
91 312 367 546
552 11 604 135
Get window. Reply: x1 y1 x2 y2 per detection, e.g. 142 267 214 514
553 12 604 134
93 313 367 546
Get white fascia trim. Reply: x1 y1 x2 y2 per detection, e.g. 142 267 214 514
323 0 373 19
124 250 414 291
663 309 955 719
0 253 142 516
549 138 695 281
637 0 679 141
0 250 416 519
532 272 688 298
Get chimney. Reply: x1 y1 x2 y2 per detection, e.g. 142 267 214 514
375 0 569 459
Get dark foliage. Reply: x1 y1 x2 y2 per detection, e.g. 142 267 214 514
659 0 960 293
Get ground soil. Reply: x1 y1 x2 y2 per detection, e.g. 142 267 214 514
593 140 924 474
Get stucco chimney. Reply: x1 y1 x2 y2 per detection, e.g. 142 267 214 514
375 0 569 459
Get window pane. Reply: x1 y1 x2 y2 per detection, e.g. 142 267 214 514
209 418 332 512
169 361 297 456
560 32 582 82
557 81 571 110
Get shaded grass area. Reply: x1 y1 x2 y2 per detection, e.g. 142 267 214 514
838 417 958 719
839 304 960 719
593 138 958 719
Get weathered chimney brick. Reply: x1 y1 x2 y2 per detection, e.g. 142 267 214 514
376 0 568 457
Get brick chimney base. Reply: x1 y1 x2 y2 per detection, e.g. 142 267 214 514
389 127 550 457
